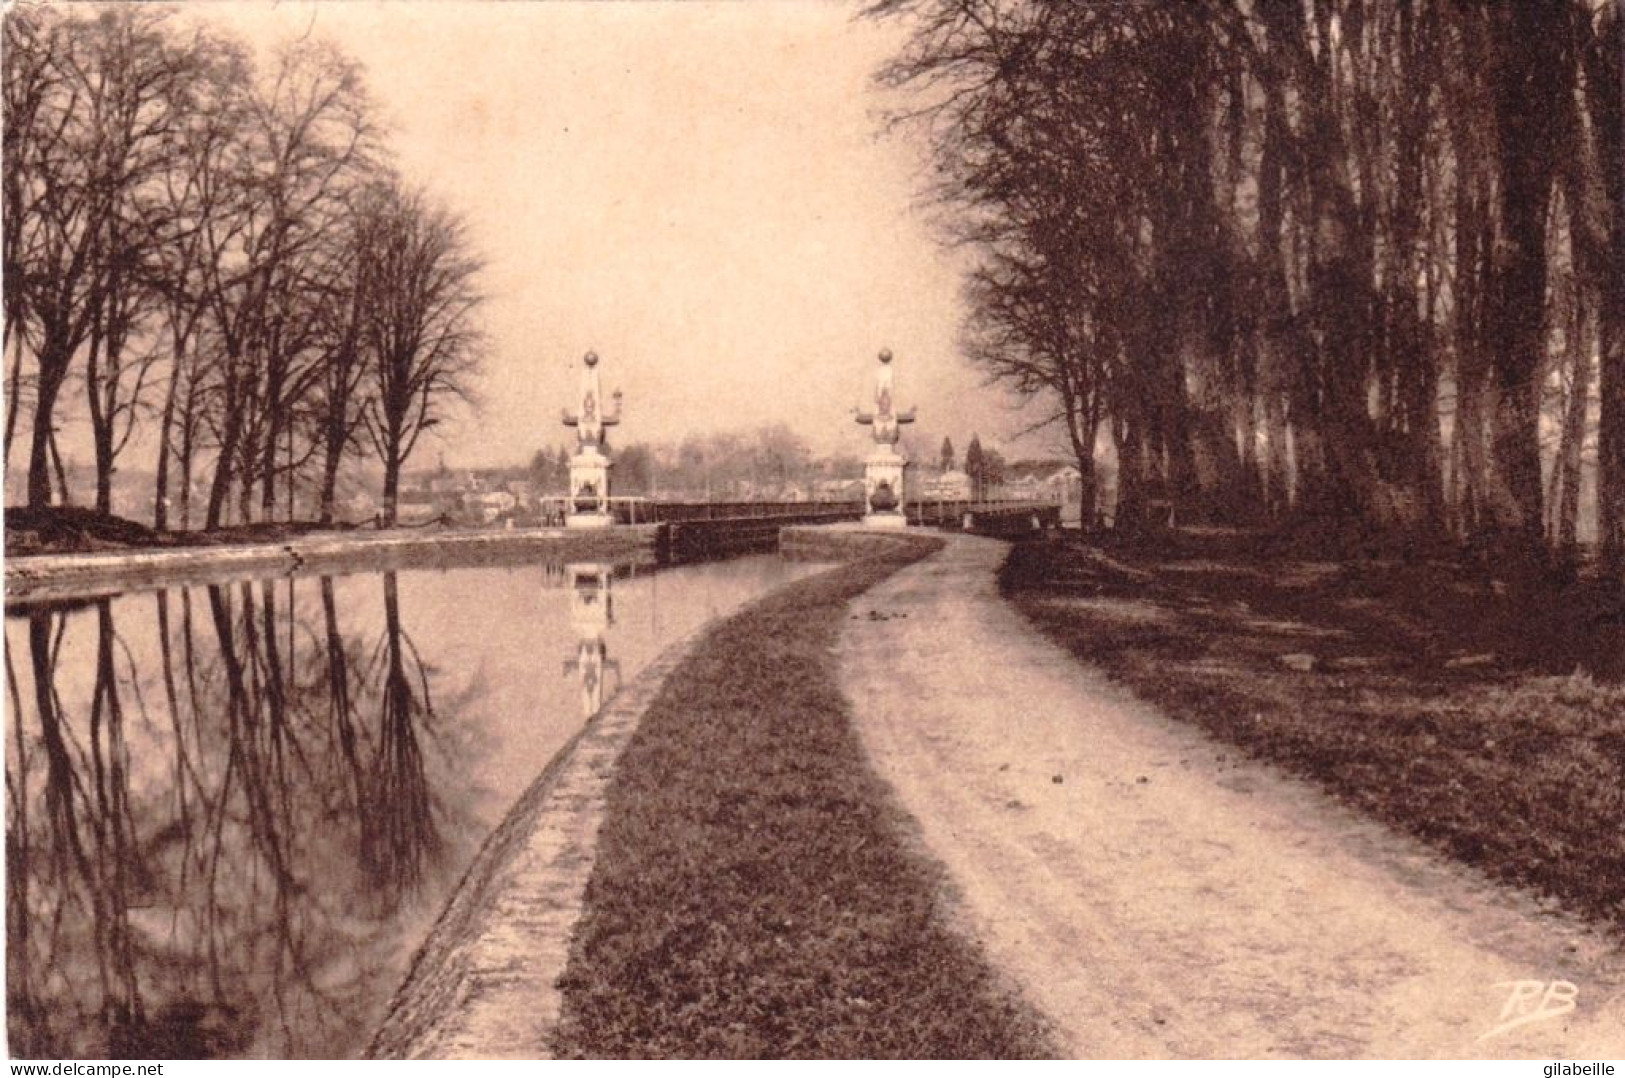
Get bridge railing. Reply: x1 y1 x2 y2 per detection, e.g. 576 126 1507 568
530 495 1060 554
909 499 1062 534
637 499 863 524
533 496 866 526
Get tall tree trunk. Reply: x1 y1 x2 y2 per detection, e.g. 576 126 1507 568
1263 391 1291 518
26 342 71 508
1603 328 1625 569
153 351 180 532
1451 176 1497 542
47 426 70 507
381 442 401 527
1591 6 1625 572
88 254 135 518
319 440 343 526
1481 1 1568 560
1235 376 1262 519
26 399 55 509
205 390 242 530
261 424 279 520
1063 391 1099 530
1554 299 1592 556
5 330 25 471
1113 411 1145 531
260 365 284 520
176 383 199 531
237 469 255 527
87 306 114 514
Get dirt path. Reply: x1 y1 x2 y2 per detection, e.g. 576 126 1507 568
837 534 1625 1059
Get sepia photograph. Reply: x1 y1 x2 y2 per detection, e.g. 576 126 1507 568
1 0 1623 1065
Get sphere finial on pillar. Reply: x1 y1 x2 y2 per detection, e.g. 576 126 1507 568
562 350 619 527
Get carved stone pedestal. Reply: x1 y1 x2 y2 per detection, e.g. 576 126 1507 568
567 447 613 529
863 447 909 529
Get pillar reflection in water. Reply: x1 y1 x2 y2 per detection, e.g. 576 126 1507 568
560 562 621 718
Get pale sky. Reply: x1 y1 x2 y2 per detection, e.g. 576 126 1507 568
191 0 1041 469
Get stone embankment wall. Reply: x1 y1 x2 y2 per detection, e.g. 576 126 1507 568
4 526 661 604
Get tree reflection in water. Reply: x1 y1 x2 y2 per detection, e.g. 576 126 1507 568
6 554 813 1059
360 573 443 906
4 572 466 1058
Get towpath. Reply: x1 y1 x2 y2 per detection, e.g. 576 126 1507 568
837 534 1625 1059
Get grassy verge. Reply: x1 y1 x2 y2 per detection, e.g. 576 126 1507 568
549 538 1054 1059
1001 532 1625 937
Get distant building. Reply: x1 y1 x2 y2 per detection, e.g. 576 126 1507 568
1002 460 1088 524
919 468 973 501
396 491 441 524
1003 473 1048 498
462 489 517 523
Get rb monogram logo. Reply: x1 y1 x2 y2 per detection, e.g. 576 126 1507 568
1479 979 1579 1041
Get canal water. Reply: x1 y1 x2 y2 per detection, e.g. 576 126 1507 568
3 554 823 1059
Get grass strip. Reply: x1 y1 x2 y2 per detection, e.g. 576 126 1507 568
1001 535 1625 938
550 539 1054 1059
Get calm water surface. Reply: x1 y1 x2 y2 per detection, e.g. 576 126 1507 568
4 554 821 1059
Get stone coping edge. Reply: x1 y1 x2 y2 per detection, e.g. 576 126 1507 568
365 620 708 1059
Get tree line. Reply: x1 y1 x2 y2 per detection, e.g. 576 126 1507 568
870 0 1622 569
940 434 1009 497
3 6 483 529
532 424 863 500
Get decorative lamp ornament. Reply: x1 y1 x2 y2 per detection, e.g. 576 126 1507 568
854 347 915 528
561 350 622 528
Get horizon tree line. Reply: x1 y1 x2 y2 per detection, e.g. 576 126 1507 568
870 0 1623 571
3 5 483 529
525 424 1022 502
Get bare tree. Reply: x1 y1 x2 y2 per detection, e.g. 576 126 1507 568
195 38 375 529
75 12 220 514
4 8 119 507
2 8 221 510
4 9 509 532
312 184 386 525
150 31 251 530
360 184 483 526
1 8 67 471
